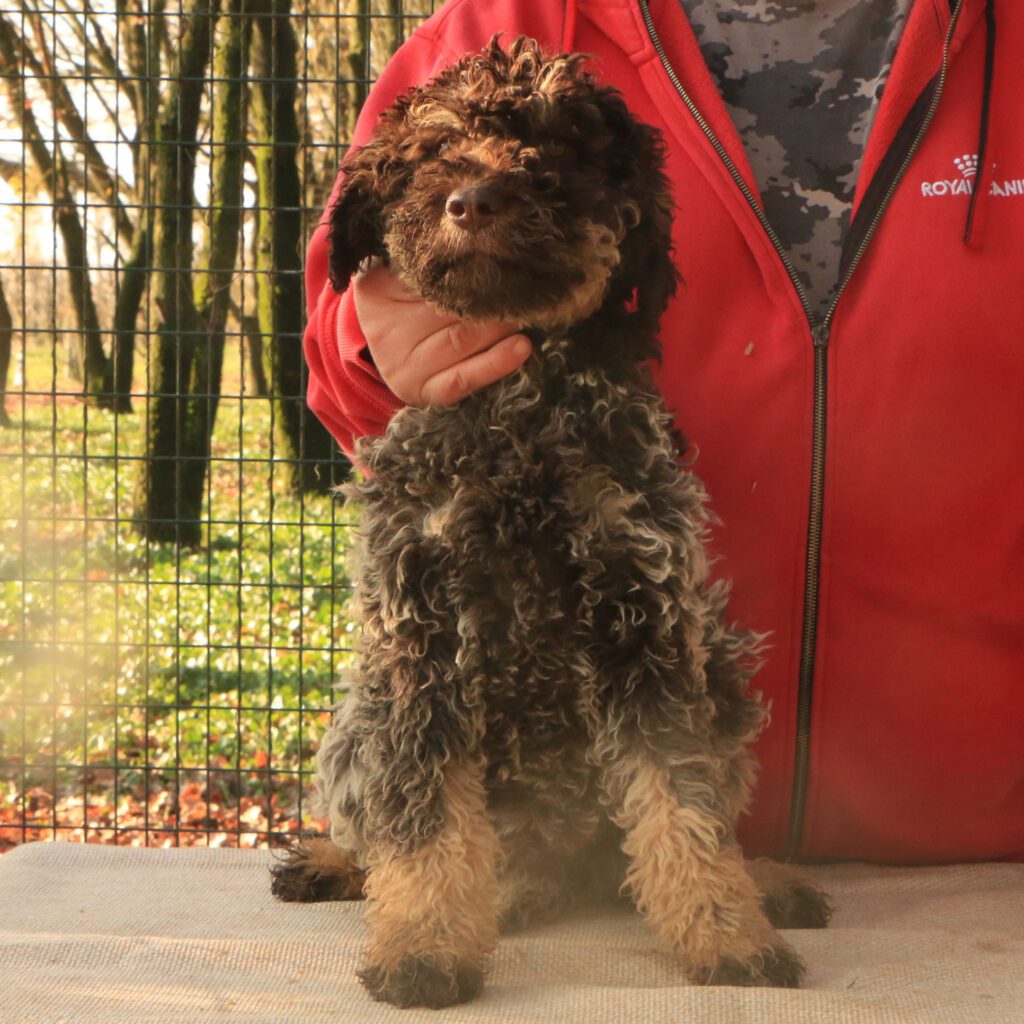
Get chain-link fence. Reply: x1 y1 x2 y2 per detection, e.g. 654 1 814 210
0 0 434 850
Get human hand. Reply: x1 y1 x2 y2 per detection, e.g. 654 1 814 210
352 262 533 407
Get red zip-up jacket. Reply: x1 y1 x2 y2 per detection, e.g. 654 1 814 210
304 0 1024 864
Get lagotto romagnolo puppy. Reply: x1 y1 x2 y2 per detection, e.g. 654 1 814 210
272 36 830 1009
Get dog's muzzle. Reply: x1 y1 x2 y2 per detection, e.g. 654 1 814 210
445 185 503 232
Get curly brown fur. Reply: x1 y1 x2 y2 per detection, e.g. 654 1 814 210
276 36 828 1007
327 35 677 341
270 836 366 902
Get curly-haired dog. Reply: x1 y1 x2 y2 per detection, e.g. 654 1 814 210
272 36 830 1008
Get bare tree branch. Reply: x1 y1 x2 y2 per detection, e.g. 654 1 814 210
0 13 116 408
48 38 141 158
24 5 135 243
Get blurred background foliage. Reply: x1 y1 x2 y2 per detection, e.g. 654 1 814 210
0 0 435 848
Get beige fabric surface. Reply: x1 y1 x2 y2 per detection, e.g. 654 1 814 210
1 842 1022 1024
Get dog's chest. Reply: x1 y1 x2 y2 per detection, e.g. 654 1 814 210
370 351 669 526
352 350 699 704
398 374 655 563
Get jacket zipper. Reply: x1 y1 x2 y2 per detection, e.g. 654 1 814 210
636 0 964 858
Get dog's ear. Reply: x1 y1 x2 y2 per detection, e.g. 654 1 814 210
327 135 409 293
619 148 679 338
591 88 680 337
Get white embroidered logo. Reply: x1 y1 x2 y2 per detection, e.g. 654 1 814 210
952 153 977 179
921 155 1024 198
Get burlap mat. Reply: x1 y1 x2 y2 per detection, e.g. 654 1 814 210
1 842 1021 1023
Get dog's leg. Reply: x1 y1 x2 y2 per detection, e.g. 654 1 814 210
580 590 801 984
598 748 803 986
326 511 502 1007
358 758 500 1009
571 492 811 985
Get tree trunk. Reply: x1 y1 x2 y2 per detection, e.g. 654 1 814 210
0 276 12 427
183 0 249 521
116 0 145 126
0 16 115 409
111 221 150 412
250 0 340 495
110 0 167 411
134 0 218 544
384 0 405 58
241 312 270 398
345 0 371 141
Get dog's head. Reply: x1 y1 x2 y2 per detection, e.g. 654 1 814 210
328 36 678 338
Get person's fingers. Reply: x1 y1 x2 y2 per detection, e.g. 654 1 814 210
353 262 527 405
399 317 523 395
354 262 451 328
352 264 455 375
419 333 532 406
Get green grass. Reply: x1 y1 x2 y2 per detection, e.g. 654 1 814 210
0 343 359 846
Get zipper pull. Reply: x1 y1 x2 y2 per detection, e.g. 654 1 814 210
812 323 831 348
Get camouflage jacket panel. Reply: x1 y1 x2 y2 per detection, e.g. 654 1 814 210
680 0 913 317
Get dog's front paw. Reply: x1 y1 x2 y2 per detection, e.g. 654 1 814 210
699 943 805 988
761 879 832 930
269 838 365 903
358 955 484 1008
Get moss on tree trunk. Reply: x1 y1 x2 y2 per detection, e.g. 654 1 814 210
111 0 167 412
250 0 338 495
134 0 218 544
111 222 150 414
345 0 371 141
0 276 11 427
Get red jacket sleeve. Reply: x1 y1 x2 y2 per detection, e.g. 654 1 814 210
303 27 461 459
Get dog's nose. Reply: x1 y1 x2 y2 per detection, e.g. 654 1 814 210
445 186 502 232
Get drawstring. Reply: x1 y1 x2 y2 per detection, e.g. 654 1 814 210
562 0 578 52
963 0 996 245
